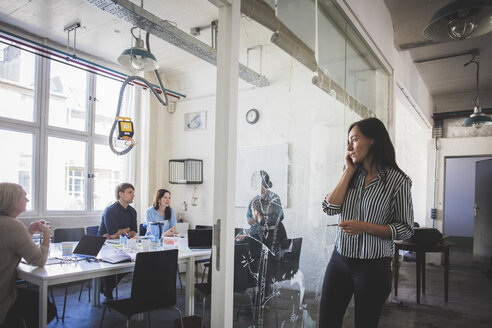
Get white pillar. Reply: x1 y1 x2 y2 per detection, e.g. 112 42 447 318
210 0 240 327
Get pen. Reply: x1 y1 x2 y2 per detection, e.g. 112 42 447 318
327 223 339 227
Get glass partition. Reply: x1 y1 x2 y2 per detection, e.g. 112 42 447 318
231 1 389 327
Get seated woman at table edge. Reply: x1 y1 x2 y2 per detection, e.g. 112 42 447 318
0 182 56 327
145 188 177 237
97 182 138 239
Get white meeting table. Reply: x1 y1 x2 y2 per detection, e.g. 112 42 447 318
17 243 211 328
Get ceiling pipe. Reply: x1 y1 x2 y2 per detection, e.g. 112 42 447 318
241 0 375 118
85 0 269 87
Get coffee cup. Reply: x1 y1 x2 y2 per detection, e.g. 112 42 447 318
61 242 73 256
141 239 150 252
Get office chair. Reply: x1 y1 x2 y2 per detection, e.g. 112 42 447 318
75 226 100 301
139 223 147 236
195 243 255 328
86 225 99 236
194 225 212 283
52 228 86 322
99 249 184 328
269 237 303 327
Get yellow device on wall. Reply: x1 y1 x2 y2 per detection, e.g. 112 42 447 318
117 116 134 139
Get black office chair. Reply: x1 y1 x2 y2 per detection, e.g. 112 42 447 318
86 225 99 236
52 228 86 322
195 225 212 230
195 243 255 328
75 226 100 301
194 225 212 283
139 223 147 236
269 237 303 327
194 256 211 328
53 228 85 243
99 249 184 328
234 243 256 323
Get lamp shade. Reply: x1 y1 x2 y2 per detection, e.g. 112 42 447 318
424 0 492 41
117 46 159 72
463 107 492 128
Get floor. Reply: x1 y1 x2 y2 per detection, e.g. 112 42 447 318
43 246 492 327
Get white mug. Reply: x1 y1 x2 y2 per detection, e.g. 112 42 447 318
141 239 150 252
61 242 73 256
128 238 137 251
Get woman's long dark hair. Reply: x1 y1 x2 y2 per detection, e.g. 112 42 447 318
348 118 407 184
153 189 171 220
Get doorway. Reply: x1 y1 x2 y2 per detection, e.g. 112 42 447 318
443 156 492 250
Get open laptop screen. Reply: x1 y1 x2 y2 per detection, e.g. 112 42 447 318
73 235 106 257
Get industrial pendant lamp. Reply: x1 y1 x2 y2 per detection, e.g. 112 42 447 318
117 26 159 72
462 55 492 128
423 0 492 41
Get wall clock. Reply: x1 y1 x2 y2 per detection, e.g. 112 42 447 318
246 108 260 124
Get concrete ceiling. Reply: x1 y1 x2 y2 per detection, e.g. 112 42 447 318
1 0 490 115
0 0 220 84
383 0 492 114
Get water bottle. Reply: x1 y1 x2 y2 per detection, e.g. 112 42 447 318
120 234 128 249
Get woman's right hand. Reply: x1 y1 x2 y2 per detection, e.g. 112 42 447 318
344 151 357 172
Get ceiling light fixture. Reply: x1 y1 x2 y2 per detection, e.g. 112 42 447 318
117 26 159 72
462 55 492 128
423 0 492 41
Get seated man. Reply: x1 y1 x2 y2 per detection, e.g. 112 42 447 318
97 182 138 300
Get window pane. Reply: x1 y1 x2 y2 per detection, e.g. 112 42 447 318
47 137 86 211
0 45 35 122
0 129 33 211
48 61 87 131
93 143 129 211
94 76 123 136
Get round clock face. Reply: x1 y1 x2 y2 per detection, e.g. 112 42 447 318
246 109 259 124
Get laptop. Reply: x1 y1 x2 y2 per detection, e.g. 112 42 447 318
187 229 212 249
72 235 107 259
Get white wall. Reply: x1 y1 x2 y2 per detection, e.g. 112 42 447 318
395 92 431 227
342 0 434 125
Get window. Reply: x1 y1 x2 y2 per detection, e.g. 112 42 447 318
0 43 134 216
49 61 88 131
94 76 126 136
0 129 34 211
46 137 86 211
0 44 36 122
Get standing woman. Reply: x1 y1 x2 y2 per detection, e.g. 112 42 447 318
319 118 414 328
146 189 177 236
0 183 56 327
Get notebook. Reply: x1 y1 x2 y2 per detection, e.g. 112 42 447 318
100 247 133 264
72 235 107 259
187 229 212 249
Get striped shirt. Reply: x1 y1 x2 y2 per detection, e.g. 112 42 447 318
322 166 414 259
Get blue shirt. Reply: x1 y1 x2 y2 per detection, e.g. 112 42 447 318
98 202 138 236
145 206 176 233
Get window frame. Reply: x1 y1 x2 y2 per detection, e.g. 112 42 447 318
0 45 135 218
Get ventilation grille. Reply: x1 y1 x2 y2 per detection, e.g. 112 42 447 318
432 119 443 138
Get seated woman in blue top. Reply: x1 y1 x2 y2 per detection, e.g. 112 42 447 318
146 189 177 236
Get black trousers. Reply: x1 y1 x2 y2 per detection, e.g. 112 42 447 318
1 288 56 328
319 249 392 328
101 273 128 299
